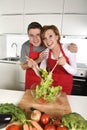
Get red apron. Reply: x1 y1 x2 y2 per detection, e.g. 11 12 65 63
25 44 41 90
47 44 73 95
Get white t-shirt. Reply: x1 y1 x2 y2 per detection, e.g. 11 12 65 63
40 44 77 75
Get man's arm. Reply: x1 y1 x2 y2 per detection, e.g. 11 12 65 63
68 43 78 53
20 62 29 70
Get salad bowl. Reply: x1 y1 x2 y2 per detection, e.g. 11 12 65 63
30 82 62 104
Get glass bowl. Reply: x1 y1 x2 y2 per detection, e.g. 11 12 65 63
30 83 61 104
30 83 48 104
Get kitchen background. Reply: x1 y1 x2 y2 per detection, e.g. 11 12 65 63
0 0 87 95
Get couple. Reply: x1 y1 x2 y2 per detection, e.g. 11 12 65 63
20 22 77 95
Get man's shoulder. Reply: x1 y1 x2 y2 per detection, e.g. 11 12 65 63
22 40 30 47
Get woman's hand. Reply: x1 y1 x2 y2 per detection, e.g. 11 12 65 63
58 56 66 66
36 50 47 63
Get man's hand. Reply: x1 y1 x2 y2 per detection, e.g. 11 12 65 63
68 43 78 53
27 58 37 69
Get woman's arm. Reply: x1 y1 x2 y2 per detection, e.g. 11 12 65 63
63 53 77 75
61 44 77 75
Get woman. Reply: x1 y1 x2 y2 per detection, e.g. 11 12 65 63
40 25 77 95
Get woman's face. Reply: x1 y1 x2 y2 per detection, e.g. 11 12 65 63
43 29 59 49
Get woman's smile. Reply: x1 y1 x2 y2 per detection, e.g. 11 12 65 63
43 29 58 49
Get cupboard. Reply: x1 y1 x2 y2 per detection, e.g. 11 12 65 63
0 0 87 36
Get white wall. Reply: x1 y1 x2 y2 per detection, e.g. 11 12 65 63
61 37 87 64
6 35 28 57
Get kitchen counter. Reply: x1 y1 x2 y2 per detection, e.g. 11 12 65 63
0 89 87 120
0 59 20 64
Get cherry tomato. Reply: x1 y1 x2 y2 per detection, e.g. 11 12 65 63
44 124 56 130
40 113 50 125
57 126 68 130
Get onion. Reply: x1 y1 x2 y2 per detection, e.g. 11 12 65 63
31 110 41 122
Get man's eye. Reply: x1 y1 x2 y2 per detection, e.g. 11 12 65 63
29 34 33 37
37 34 40 37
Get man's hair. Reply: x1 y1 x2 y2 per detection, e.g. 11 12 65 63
27 22 42 33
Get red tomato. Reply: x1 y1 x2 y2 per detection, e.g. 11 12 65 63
6 124 21 130
53 119 61 126
44 124 56 130
40 113 50 125
57 126 68 130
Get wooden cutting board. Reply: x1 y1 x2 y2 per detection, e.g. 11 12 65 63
18 90 72 118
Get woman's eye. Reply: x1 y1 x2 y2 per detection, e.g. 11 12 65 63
49 35 52 38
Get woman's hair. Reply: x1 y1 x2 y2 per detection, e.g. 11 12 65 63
41 25 61 41
27 22 42 34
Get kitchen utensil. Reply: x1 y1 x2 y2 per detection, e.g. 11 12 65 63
51 60 58 73
25 56 40 76
46 60 59 77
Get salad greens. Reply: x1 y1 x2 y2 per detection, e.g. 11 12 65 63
0 103 27 123
35 68 62 102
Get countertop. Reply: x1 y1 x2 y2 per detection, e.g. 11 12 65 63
0 89 87 120
0 60 20 64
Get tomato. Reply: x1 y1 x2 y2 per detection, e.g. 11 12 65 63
6 124 21 130
44 124 56 130
53 118 61 126
40 113 50 125
57 126 68 130
37 98 48 104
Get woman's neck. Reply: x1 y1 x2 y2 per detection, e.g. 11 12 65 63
51 44 61 59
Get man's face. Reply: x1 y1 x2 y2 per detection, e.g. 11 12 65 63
28 28 41 47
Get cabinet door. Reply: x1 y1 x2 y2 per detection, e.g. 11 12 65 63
62 15 87 36
0 0 24 14
64 0 87 14
0 63 17 90
17 65 25 91
24 14 62 34
24 0 63 13
0 36 6 58
1 15 24 34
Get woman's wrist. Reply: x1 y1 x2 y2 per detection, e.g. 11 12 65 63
35 58 41 64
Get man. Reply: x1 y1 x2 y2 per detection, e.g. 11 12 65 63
20 22 78 90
